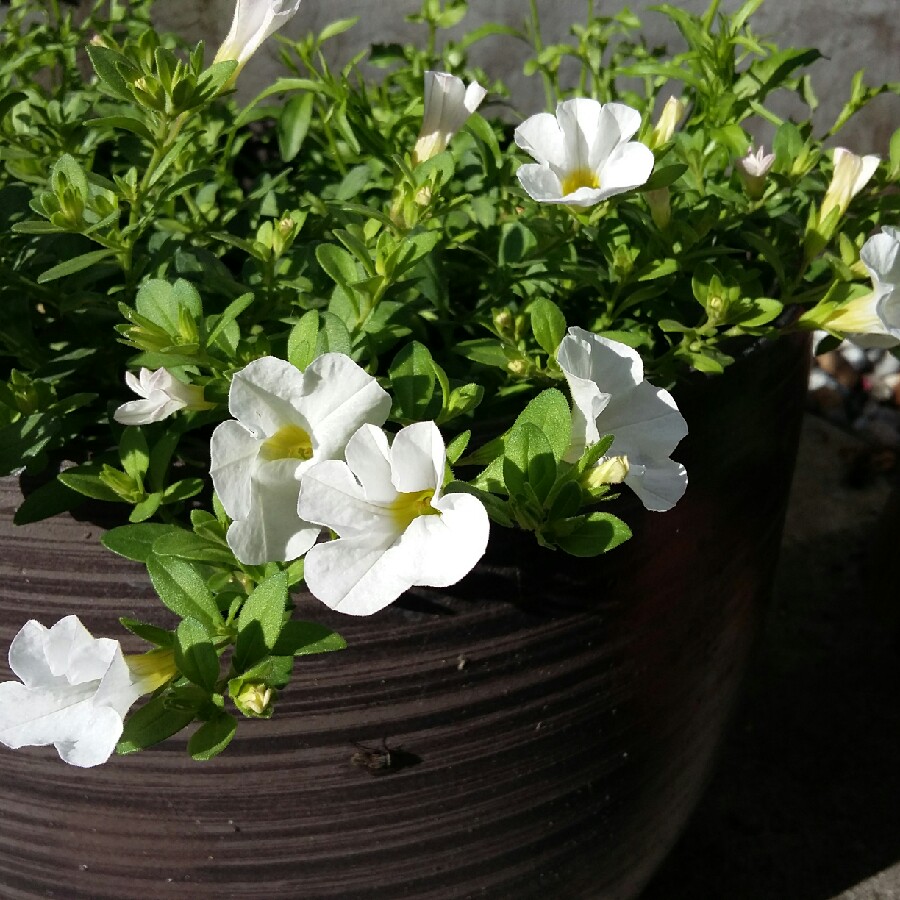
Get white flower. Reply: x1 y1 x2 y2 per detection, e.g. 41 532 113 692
820 147 880 223
412 71 487 165
210 354 391 566
514 99 654 207
113 367 210 425
213 0 303 72
297 421 490 616
556 327 688 511
736 145 775 199
826 225 900 347
0 616 156 768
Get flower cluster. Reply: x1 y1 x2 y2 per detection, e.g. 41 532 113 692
0 0 896 764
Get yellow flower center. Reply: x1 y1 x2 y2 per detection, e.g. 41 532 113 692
390 489 440 531
561 167 600 196
260 424 313 461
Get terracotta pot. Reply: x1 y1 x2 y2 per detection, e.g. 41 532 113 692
0 334 810 899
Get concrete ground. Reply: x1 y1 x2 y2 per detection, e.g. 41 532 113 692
641 413 900 899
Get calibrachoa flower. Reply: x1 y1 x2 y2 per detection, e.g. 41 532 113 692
736 145 775 200
213 0 303 73
826 225 900 347
819 147 880 224
412 71 487 165
557 327 688 512
0 616 167 768
297 421 490 616
514 99 654 207
113 367 211 425
210 354 390 565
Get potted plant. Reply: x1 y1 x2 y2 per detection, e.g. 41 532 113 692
0 0 897 895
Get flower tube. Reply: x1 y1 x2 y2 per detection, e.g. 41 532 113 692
213 0 303 74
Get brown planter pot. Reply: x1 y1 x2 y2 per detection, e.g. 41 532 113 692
0 334 810 899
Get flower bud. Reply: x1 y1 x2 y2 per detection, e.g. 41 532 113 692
581 456 630 494
819 147 880 227
648 96 685 149
736 145 775 200
234 682 275 718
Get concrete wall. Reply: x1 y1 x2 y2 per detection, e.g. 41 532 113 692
156 0 898 153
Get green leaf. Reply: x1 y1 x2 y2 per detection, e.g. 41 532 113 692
287 310 320 371
188 711 236 761
316 243 360 295
233 572 288 671
117 694 198 754
119 617 175 648
119 427 149 484
135 278 203 337
642 163 688 191
86 45 137 101
515 388 572 462
146 555 224 629
86 115 154 142
103 523 180 562
551 512 632 557
58 468 122 502
175 617 220 691
151 530 235 565
503 422 557 505
37 249 116 284
206 292 253 348
316 311 352 356
271 620 347 656
529 298 567 357
389 341 438 421
278 92 315 162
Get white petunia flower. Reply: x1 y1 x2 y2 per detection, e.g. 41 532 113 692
826 225 900 347
514 99 654 207
113 367 211 426
412 71 487 165
736 145 775 200
213 0 303 72
297 421 490 616
0 616 160 768
820 147 880 223
210 354 391 566
556 326 688 511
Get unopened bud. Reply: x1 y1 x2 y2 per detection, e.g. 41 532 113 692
234 682 274 718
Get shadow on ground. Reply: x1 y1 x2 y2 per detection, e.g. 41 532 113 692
641 417 900 900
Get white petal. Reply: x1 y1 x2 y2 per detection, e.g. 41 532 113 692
295 353 391 460
596 141 655 198
226 462 317 564
304 534 408 616
124 369 148 399
875 288 900 339
557 98 603 173
389 422 444 494
861 228 900 288
343 425 396 504
113 395 181 425
228 357 309 439
625 458 688 512
516 163 565 202
601 382 688 460
396 492 490 587
514 113 566 169
600 102 643 144
209 420 260 521
558 327 644 393
298 458 396 539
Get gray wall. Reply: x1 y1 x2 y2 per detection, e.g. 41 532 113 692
153 0 899 153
